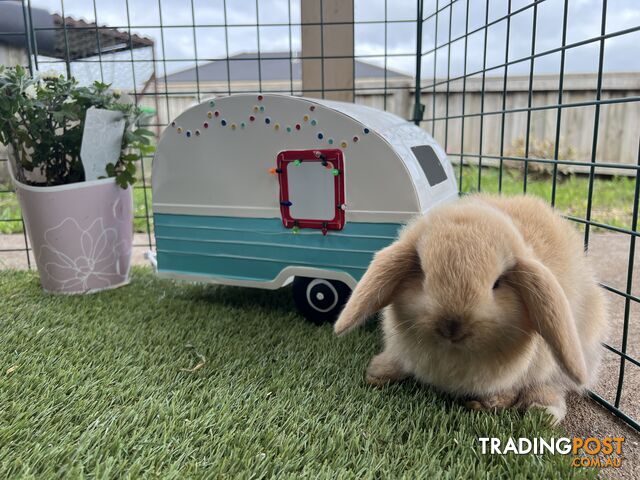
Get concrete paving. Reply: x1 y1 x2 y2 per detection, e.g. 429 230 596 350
564 233 640 479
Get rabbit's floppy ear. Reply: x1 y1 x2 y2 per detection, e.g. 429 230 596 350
334 236 420 336
510 257 587 385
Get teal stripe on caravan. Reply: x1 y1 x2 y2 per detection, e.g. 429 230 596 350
154 214 404 283
155 214 402 236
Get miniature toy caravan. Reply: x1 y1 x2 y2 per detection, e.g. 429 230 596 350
152 94 458 323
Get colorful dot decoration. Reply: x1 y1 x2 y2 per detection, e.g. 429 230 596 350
183 105 369 143
258 94 263 101
171 121 176 127
293 160 302 166
331 168 339 176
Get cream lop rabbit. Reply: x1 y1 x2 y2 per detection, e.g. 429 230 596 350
334 195 608 423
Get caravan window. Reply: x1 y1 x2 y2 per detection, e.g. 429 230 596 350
276 149 345 233
411 145 448 186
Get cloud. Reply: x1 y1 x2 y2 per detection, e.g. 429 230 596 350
29 0 640 80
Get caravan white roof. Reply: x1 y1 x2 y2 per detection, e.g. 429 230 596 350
153 94 457 223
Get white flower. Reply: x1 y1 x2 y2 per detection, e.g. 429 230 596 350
63 97 76 104
38 69 61 80
112 88 122 97
24 84 38 99
39 217 131 292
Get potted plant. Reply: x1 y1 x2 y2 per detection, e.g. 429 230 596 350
0 65 154 293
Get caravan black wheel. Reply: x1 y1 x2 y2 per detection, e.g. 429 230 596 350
292 277 352 325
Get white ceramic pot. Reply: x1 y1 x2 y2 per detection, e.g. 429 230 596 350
8 161 133 294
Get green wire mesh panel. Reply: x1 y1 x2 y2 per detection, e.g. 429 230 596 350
414 0 639 431
0 0 638 431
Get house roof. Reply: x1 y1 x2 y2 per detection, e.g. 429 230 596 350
0 1 153 60
162 52 411 83
50 14 153 60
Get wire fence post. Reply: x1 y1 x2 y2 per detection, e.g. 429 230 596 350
412 0 424 125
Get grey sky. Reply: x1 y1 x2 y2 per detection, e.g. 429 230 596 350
30 0 640 83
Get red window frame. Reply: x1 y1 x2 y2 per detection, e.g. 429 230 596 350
277 149 345 233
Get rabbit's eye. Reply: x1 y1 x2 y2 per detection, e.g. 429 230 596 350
492 278 501 290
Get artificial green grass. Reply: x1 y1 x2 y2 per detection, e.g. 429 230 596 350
1 268 596 479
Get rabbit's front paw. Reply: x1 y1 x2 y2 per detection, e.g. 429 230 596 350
515 384 567 425
365 351 409 386
464 391 518 411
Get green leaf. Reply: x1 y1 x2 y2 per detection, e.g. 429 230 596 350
138 144 156 155
0 66 157 186
136 135 151 145
134 128 155 137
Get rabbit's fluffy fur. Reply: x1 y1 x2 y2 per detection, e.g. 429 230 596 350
334 194 608 423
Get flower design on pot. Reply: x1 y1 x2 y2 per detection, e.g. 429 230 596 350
39 217 131 293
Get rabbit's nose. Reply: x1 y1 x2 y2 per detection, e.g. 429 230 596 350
437 317 465 341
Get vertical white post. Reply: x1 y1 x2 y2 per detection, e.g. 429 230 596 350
301 0 354 102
